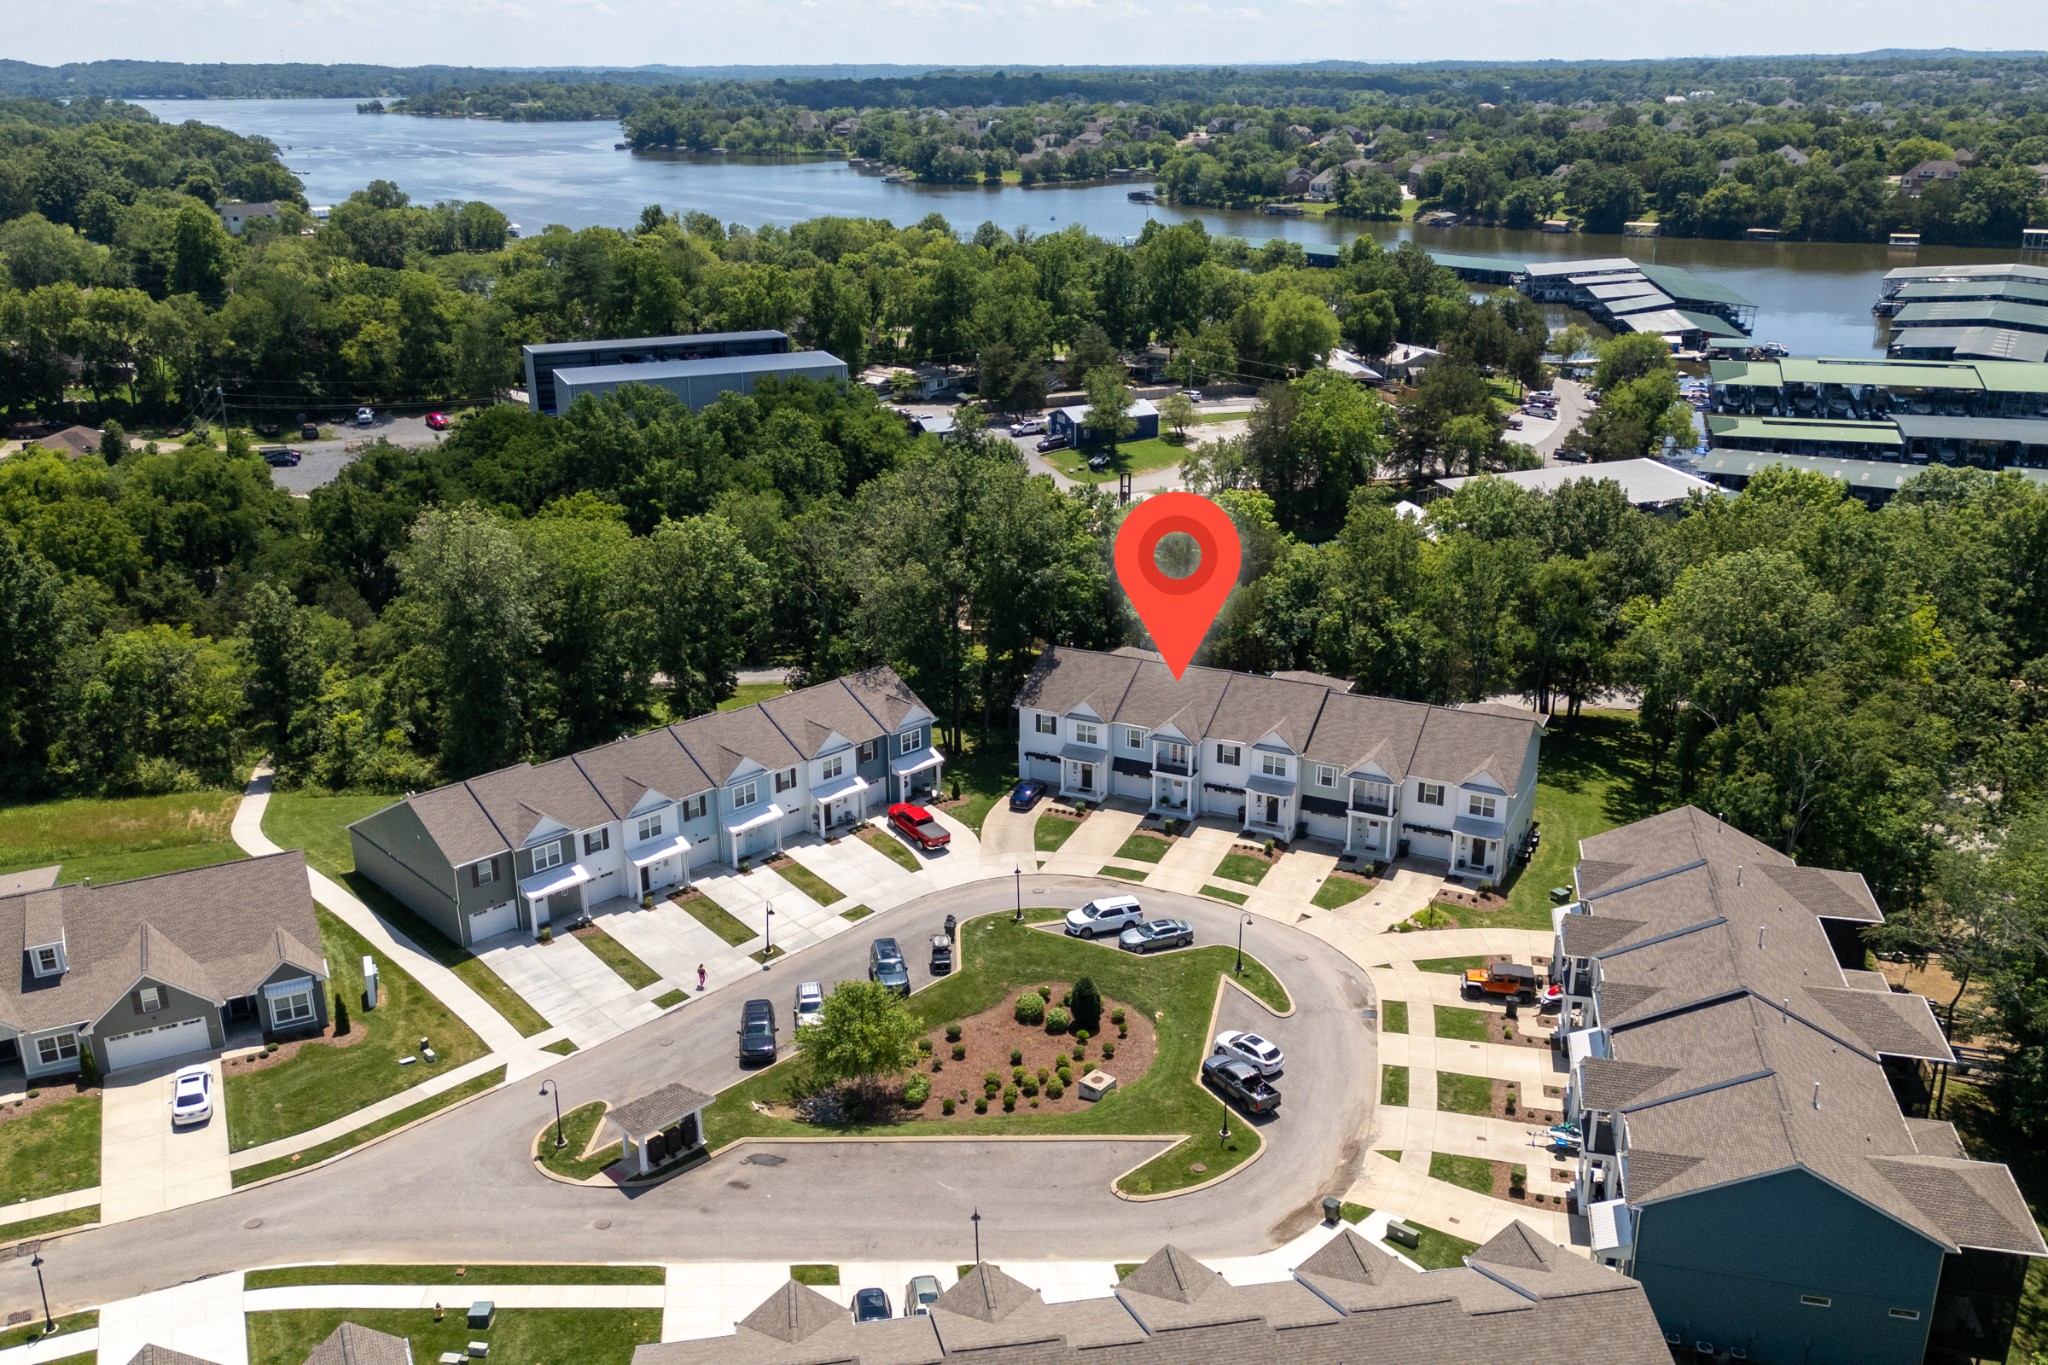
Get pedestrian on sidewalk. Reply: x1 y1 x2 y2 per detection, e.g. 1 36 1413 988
697 964 707 991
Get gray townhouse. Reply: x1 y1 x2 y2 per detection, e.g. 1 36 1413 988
1551 806 2043 1365
1 853 329 1081
635 1222 1671 1364
348 668 941 948
1013 647 1541 880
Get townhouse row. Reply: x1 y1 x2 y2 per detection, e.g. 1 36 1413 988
349 668 943 949
1013 646 1544 880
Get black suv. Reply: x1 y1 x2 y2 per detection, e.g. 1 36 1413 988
738 998 778 1065
869 937 911 995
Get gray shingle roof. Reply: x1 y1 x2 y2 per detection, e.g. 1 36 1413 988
0 852 324 1035
124 1348 223 1365
759 679 891 758
675 705 805 786
634 1227 1671 1365
303 1322 414 1365
572 729 713 821
1014 648 1540 794
606 1081 714 1139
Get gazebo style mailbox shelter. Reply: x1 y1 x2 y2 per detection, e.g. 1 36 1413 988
605 1081 715 1177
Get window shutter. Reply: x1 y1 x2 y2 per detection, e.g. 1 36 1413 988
602 828 612 850
469 863 480 888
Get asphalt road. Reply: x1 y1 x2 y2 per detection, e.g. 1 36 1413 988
2 876 1375 1316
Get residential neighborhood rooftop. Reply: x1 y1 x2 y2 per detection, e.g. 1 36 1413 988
1435 458 1718 508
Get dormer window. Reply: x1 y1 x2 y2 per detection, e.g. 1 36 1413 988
31 943 65 977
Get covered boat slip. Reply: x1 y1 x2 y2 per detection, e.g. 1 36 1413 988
1698 449 2048 503
1706 414 1904 457
1707 357 2048 420
1888 325 2048 365
1706 412 2048 468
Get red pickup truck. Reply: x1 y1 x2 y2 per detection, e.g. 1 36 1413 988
888 803 951 851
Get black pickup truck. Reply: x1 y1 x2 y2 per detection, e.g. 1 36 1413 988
1202 1054 1282 1115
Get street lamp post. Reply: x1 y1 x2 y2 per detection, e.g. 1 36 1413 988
1013 867 1022 922
763 902 775 967
971 1207 983 1266
31 1246 54 1335
1236 914 1253 975
538 1078 566 1149
1220 1104 1231 1145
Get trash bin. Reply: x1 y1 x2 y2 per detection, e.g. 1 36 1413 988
1321 1195 1342 1224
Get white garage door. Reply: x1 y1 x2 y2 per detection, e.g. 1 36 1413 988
104 1015 209 1072
467 899 519 943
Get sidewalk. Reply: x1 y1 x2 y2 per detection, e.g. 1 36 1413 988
228 1054 506 1172
1 1185 99 1227
97 1273 248 1365
1037 807 1142 876
1345 1149 1574 1246
233 765 554 1083
1144 821 1237 895
243 1283 666 1311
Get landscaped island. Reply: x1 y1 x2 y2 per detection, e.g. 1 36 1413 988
704 909 1290 1196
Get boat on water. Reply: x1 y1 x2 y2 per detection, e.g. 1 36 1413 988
614 141 630 151
1127 189 1157 204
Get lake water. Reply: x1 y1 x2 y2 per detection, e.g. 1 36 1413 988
144 97 2041 358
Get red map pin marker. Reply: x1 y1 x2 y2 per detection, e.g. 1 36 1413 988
1114 492 1242 680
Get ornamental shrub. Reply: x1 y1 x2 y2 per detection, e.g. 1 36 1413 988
903 1073 931 1106
1012 1065 1026 1085
1046 1006 1072 1035
1075 1028 1091 1045
918 1037 934 1054
1047 1079 1064 1099
942 1098 956 1115
1022 1079 1039 1097
1055 1052 1070 1068
1101 1041 1116 1060
951 1043 966 1061
1037 1066 1051 1085
1010 1048 1023 1066
1111 1007 1127 1027
1003 1086 1019 1111
1071 978 1102 1034
1015 992 1046 1026
946 1023 963 1043
1038 984 1053 1000
984 1069 1001 1089
1057 1065 1073 1087
975 1097 989 1114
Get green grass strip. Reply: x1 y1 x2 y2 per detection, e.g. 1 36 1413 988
790 1264 839 1286
653 989 686 1009
245 1265 663 1289
1313 876 1372 909
1212 852 1271 886
774 860 844 906
1381 1000 1408 1033
0 1205 98 1247
671 892 756 947
1433 1005 1490 1041
1201 884 1249 905
1413 955 1487 975
233 1066 506 1187
1114 833 1171 863
1034 816 1082 853
0 1310 96 1351
537 1102 623 1182
1435 1072 1494 1116
1098 865 1148 882
573 926 661 990
859 826 923 871
1380 1064 1410 1107
1429 1152 1495 1194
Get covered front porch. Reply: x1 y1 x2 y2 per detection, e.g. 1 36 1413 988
1150 770 1194 818
519 861 592 933
1452 816 1504 881
1057 742 1107 802
810 773 872 835
1345 810 1395 858
724 802 787 864
627 830 692 897
889 748 944 803
1244 774 1296 838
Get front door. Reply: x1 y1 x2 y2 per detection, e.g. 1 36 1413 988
640 865 652 895
1259 794 1281 827
1078 762 1096 794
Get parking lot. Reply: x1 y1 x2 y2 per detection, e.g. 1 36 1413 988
261 411 454 494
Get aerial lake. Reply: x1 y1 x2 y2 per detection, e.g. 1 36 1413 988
145 97 2040 359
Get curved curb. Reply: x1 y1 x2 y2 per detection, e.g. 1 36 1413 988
530 1103 617 1188
226 1064 510 1197
1113 1133 1268 1202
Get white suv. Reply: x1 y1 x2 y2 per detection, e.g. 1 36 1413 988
1065 895 1145 939
795 980 825 1028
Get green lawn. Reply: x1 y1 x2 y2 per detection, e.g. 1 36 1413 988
1386 1221 1481 1270
574 926 662 990
1312 876 1373 910
1381 1000 1409 1034
536 1101 623 1181
940 733 1016 834
1429 1152 1495 1194
1413 955 1486 975
1339 1201 1372 1224
653 989 686 1009
0 1204 97 1245
840 905 874 922
544 1038 580 1054
1043 436 1192 484
1381 1065 1410 1106
1201 884 1249 905
790 1264 840 1286
1496 711 1665 930
1433 1006 1490 1042
224 909 488 1151
245 1264 663 1289
1034 816 1082 853
232 1066 505 1187
703 910 1289 1196
247 1308 658 1365
0 790 247 885
859 825 923 871
774 859 844 906
0 1311 95 1351
672 891 757 947
1099 865 1148 882
260 791 398 879
1115 833 1172 864
343 873 551 1037
1436 1072 1494 1116
0 1094 100 1203
1212 852 1271 887
717 682 791 711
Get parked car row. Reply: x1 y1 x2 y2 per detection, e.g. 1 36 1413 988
853 1272 946 1322
1207 1028 1286 1115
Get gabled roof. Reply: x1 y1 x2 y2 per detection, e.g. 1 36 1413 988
572 729 713 820
674 704 804 786
0 852 325 1036
465 756 615 847
304 1321 413 1365
758 678 890 758
124 1347 223 1365
1015 648 1541 794
738 1280 844 1343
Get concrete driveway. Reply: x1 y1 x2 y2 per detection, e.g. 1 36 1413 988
9 877 1376 1316
99 1058 231 1224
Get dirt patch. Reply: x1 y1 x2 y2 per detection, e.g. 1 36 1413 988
1491 1078 1561 1127
221 1019 367 1077
0 1078 99 1124
921 984 1159 1119
1486 1009 1560 1049
1438 881 1507 910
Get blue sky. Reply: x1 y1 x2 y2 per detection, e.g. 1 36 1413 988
16 0 2048 69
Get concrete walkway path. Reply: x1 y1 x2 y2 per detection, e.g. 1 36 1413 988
475 930 662 1051
1145 821 1238 895
1244 844 1337 920
242 1283 667 1311
977 798 1038 869
2 1185 99 1228
97 1272 249 1365
98 1058 230 1224
227 1053 507 1173
1036 807 1142 876
0 1327 99 1365
232 765 553 1083
1344 1149 1572 1246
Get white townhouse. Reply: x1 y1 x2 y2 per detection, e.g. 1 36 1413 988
1014 647 1542 879
349 668 942 948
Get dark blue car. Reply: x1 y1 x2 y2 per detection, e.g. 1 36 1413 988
853 1287 892 1322
1009 780 1047 812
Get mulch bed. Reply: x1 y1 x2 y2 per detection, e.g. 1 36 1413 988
0 1079 100 1123
1438 881 1508 910
1488 1077 1562 1127
223 1019 366 1077
914 984 1158 1120
1485 1009 1560 1050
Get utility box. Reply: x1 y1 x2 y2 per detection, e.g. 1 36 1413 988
362 955 380 1009
1386 1220 1420 1249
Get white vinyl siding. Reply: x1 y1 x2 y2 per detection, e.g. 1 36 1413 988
1034 713 1057 735
1468 793 1499 819
1260 753 1288 779
822 753 844 781
1216 743 1241 765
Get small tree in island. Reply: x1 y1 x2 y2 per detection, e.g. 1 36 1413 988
796 980 922 1115
1082 364 1137 462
